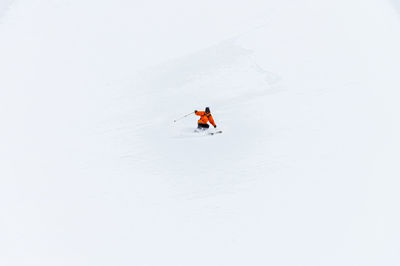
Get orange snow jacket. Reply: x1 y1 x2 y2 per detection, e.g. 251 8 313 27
195 111 216 127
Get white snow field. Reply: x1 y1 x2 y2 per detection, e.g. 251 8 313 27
1 0 400 265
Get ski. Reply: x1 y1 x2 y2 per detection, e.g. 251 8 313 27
208 130 223 136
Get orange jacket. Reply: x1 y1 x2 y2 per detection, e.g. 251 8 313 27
195 111 216 127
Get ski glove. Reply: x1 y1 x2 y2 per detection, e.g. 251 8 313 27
214 125 217 128
194 110 197 113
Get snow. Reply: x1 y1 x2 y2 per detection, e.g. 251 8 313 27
1 0 400 265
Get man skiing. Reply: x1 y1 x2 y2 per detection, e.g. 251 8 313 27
194 107 216 130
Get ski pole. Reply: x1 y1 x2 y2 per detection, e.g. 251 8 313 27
174 111 194 123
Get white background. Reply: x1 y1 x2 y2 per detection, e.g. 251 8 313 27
1 0 400 265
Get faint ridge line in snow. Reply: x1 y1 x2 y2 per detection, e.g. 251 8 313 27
136 38 281 100
247 54 281 85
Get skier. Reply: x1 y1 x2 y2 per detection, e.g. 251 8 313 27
194 107 217 130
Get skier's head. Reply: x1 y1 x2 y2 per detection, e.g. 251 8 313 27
205 107 210 114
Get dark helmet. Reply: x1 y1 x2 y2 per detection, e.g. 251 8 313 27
205 107 210 113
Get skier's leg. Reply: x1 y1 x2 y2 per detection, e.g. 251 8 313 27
197 123 209 130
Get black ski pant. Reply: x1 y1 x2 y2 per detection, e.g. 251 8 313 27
197 123 210 129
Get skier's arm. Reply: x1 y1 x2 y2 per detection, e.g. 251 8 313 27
209 115 216 127
195 111 204 116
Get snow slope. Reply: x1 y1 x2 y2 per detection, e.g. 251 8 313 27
1 0 400 265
